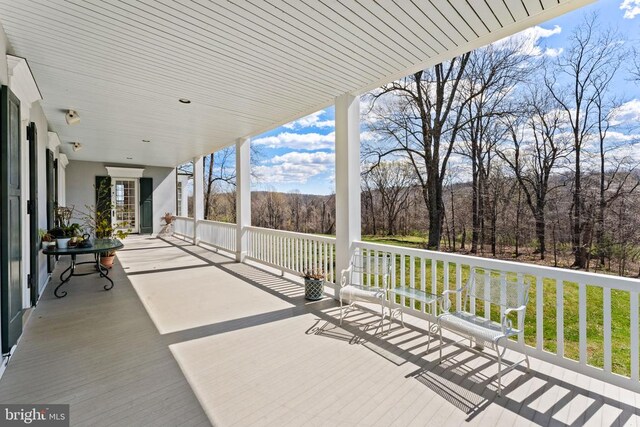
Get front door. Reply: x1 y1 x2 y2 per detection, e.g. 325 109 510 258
1 85 22 354
112 178 138 233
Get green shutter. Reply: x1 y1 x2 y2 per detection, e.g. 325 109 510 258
139 177 153 234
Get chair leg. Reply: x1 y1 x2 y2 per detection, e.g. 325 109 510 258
438 323 443 363
496 345 503 397
340 296 344 326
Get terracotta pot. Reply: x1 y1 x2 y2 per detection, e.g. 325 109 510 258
100 255 115 269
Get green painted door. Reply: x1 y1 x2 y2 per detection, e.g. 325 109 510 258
139 177 153 234
45 149 54 273
1 85 22 353
28 122 39 306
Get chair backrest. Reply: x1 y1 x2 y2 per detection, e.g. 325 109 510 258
349 249 392 287
465 268 529 309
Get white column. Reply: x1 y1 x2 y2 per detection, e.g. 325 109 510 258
177 174 190 217
193 156 204 244
334 93 361 298
58 154 68 206
235 137 251 262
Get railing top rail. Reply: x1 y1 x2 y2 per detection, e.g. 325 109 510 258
174 216 194 221
196 219 236 227
355 240 640 291
246 226 336 244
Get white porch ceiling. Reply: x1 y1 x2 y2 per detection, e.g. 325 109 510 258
0 0 591 167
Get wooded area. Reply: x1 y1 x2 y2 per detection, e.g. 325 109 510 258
194 16 640 278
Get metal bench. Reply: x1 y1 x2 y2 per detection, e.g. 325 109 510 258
339 250 392 332
436 269 530 395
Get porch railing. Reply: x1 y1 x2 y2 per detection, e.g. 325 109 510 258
196 219 236 253
173 216 194 239
172 220 640 392
354 240 640 393
246 226 336 283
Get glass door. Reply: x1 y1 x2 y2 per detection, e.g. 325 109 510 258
112 178 138 233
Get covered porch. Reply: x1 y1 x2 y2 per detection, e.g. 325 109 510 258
1 235 638 426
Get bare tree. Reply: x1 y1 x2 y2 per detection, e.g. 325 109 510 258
365 53 473 249
457 40 532 253
364 161 415 235
543 15 624 268
499 87 572 259
204 147 236 220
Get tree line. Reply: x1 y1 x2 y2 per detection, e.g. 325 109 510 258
196 14 640 277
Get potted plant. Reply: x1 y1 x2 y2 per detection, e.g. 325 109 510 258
77 180 131 268
49 206 80 249
163 212 175 225
303 268 325 301
39 229 54 249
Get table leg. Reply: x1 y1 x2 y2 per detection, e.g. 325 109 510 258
96 254 114 291
54 255 76 298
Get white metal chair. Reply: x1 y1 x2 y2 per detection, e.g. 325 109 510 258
437 268 530 395
339 249 392 331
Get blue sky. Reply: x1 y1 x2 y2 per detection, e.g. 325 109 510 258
250 0 640 195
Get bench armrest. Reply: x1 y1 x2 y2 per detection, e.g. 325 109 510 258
340 266 353 288
504 305 527 317
502 305 527 334
440 288 463 312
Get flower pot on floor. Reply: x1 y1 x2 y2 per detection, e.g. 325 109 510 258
100 255 115 269
304 278 325 301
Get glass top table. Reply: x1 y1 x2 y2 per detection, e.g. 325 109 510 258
388 287 440 352
42 239 124 298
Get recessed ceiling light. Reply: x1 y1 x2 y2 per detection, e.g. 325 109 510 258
141 139 151 143
126 157 133 160
178 98 191 104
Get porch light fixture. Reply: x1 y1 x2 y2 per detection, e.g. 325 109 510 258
71 142 82 152
178 98 191 104
65 109 80 125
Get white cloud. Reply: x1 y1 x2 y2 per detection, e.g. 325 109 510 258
252 131 335 150
282 110 335 130
271 151 334 165
255 151 335 184
496 25 562 57
621 0 640 19
611 99 640 126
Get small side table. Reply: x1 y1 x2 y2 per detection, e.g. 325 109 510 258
388 287 439 352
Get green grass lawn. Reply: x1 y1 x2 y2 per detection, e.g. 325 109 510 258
360 234 638 377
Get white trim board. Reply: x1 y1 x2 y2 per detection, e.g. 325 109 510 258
105 166 145 178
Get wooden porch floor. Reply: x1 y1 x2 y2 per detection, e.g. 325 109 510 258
1 236 639 426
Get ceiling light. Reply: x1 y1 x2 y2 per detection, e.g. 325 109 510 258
71 142 82 152
65 109 80 125
141 139 151 143
178 98 191 104
126 157 133 160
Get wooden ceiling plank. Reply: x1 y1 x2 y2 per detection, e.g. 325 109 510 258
504 0 530 20
1 4 340 103
209 0 383 81
484 0 516 26
266 0 397 75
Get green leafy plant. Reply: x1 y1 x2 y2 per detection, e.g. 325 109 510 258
49 206 81 238
76 180 131 257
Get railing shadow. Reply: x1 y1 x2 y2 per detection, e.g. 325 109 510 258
156 236 640 426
